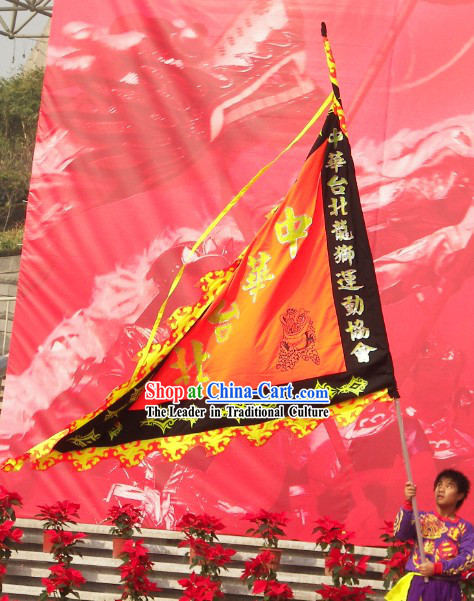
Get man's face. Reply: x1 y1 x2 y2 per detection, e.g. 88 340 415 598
434 477 464 511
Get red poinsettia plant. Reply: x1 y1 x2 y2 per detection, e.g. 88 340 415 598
47 531 86 566
177 511 235 584
178 572 224 601
0 487 22 525
37 500 85 562
105 504 142 539
253 579 294 601
177 512 224 544
116 539 160 601
313 517 355 553
0 521 23 563
179 537 236 579
318 584 374 601
244 510 287 549
37 501 85 600
325 548 369 587
0 520 23 593
40 563 86 601
379 520 413 590
241 549 275 589
0 488 23 593
460 569 474 601
36 501 80 532
314 517 371 601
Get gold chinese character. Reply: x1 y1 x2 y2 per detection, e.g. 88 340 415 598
341 295 364 316
331 220 353 241
334 245 355 266
242 251 275 303
327 175 348 195
328 197 348 216
170 347 190 385
336 270 363 291
191 340 210 383
208 300 240 343
326 151 346 173
351 342 377 363
171 340 210 384
328 128 344 149
345 319 370 341
275 207 312 259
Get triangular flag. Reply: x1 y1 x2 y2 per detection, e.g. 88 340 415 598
1 25 397 472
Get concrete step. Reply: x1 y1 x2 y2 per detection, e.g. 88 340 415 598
1 519 389 601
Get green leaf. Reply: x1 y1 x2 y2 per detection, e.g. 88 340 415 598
245 528 255 536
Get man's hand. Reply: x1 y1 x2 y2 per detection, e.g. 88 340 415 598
404 481 417 501
419 561 435 577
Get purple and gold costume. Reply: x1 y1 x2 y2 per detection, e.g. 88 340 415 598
394 501 474 601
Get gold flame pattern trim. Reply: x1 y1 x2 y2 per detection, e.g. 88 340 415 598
0 266 237 473
2 390 392 472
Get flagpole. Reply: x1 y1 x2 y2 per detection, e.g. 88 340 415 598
321 21 428 581
395 397 428 582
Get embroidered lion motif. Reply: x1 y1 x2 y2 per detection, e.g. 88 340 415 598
421 514 448 540
276 308 320 371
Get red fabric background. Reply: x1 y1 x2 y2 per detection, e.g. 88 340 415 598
0 0 472 544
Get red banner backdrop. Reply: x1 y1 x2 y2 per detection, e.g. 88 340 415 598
0 0 472 544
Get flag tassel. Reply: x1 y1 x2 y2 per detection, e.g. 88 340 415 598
320 22 347 135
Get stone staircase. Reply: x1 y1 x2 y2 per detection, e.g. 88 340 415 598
0 256 19 356
3 519 389 601
0 255 20 408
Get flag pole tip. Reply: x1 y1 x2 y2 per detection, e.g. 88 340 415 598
321 22 327 37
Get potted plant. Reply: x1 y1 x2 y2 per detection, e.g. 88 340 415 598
460 570 474 601
105 504 142 558
379 520 413 591
0 521 23 592
244 510 288 571
313 516 355 576
177 512 225 564
178 537 235 579
317 583 374 601
314 516 372 601
0 486 23 591
36 501 80 553
177 513 224 543
241 549 275 590
46 530 86 564
116 539 160 601
40 563 86 601
0 487 22 524
37 501 85 601
178 572 224 601
252 579 294 601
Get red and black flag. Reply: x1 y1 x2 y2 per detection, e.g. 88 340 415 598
2 25 397 472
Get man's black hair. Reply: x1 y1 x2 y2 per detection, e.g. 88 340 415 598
434 469 471 509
